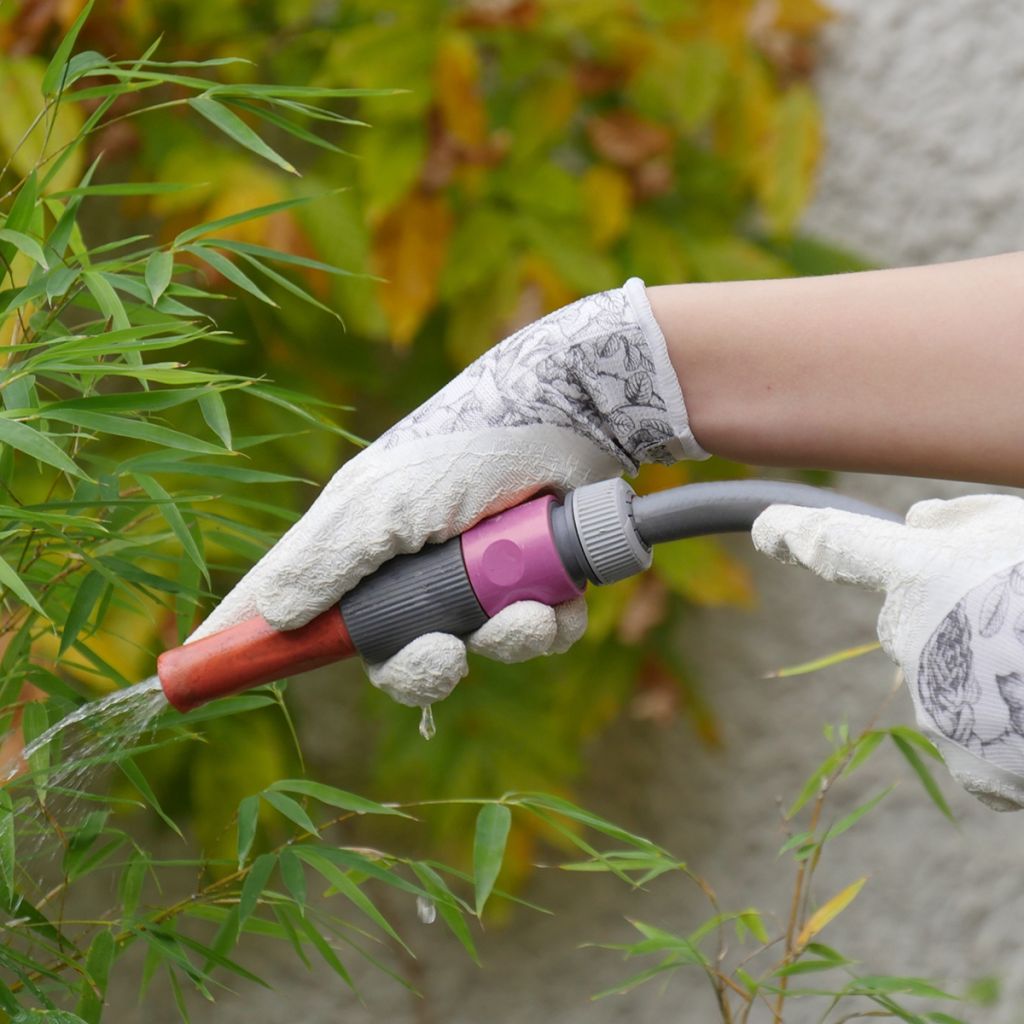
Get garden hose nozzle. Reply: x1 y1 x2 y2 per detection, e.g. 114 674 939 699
157 479 898 712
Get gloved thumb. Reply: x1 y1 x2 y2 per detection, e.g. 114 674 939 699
752 504 910 592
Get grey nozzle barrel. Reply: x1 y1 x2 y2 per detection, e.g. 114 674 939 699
340 537 487 663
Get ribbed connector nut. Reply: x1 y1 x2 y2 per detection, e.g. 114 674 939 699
570 478 652 585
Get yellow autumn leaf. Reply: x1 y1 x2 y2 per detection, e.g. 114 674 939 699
508 73 577 161
436 31 486 148
688 236 793 281
756 84 822 234
633 461 692 495
519 252 577 314
796 876 868 948
373 190 453 346
198 164 290 247
34 600 165 693
654 536 756 609
0 55 84 193
773 0 835 35
708 0 755 47
1 302 33 351
581 165 632 248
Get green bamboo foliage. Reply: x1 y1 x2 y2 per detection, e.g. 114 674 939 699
0 10 983 1023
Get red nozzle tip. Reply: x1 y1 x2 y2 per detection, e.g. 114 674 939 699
158 607 356 712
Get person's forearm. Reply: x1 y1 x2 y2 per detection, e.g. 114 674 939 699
647 253 1024 486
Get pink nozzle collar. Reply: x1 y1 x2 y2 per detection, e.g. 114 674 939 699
460 495 585 616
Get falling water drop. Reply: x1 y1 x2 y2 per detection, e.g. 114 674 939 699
416 895 437 924
418 705 436 741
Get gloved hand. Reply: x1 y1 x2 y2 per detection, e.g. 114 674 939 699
753 494 1024 811
192 278 706 707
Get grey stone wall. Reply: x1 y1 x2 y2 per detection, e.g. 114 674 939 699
123 3 1024 1021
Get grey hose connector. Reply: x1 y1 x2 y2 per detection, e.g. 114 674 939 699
630 480 902 546
568 478 652 584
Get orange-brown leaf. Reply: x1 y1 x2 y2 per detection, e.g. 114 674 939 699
586 111 671 168
617 575 667 645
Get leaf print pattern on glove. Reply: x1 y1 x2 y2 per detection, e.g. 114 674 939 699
918 563 1024 771
918 602 979 745
380 283 691 471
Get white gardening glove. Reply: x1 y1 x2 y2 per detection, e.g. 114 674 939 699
191 278 706 707
753 495 1024 811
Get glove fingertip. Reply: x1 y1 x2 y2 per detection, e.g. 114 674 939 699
366 632 467 707
750 505 806 563
468 601 558 663
552 597 588 653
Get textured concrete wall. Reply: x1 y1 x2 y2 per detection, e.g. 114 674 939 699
128 4 1024 1021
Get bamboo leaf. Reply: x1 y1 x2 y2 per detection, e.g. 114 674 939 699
46 265 78 301
197 390 232 450
0 552 46 617
263 791 319 836
236 795 259 868
0 230 48 269
211 238 361 277
473 803 511 916
185 245 278 307
0 792 14 896
764 641 882 678
0 173 37 269
288 907 354 988
118 757 183 838
118 851 147 919
409 862 479 963
841 730 886 778
891 733 955 822
41 408 230 456
0 414 88 479
237 251 342 321
310 849 431 901
889 725 943 762
267 779 413 818
74 930 115 1024
145 251 174 305
772 958 844 978
294 847 410 953
59 570 106 655
512 792 660 850
82 271 130 330
225 98 353 155
188 95 298 175
278 847 306 908
41 0 96 95
134 473 207 580
238 853 276 927
821 785 895 846
796 876 867 948
174 195 316 246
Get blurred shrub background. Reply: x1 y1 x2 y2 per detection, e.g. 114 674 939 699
0 0 862 880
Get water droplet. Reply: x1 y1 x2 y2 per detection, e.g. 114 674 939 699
416 896 436 924
418 705 436 741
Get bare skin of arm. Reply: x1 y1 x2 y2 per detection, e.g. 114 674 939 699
647 252 1024 486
